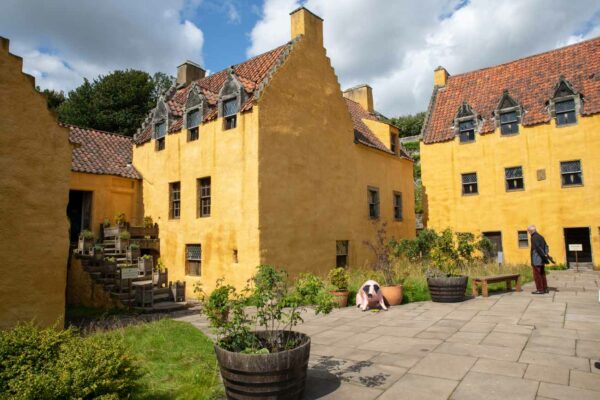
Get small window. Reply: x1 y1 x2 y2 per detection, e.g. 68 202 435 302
390 133 397 154
459 119 475 143
169 182 181 219
393 192 403 220
367 187 380 219
336 240 349 267
500 111 519 135
187 109 201 141
155 121 166 151
461 173 478 195
233 249 238 263
518 231 528 248
555 99 576 126
197 177 211 217
185 244 201 276
223 98 238 130
505 166 524 191
560 160 583 186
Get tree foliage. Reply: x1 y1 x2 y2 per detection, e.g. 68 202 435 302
388 111 426 137
56 70 175 136
37 88 66 112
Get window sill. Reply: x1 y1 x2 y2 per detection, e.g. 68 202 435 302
500 132 519 137
506 188 525 192
461 193 479 196
197 215 211 219
561 184 584 188
458 140 475 145
555 122 578 128
168 218 181 221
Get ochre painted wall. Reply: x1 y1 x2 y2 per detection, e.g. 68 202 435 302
70 172 142 237
421 116 600 266
132 110 261 296
0 38 71 329
257 35 415 277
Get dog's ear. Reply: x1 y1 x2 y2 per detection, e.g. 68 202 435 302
363 285 371 293
373 284 380 292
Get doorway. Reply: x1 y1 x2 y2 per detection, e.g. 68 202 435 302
563 227 592 267
67 190 93 244
482 231 503 264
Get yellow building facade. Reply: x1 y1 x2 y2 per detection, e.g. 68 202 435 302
421 38 600 268
133 8 415 294
0 37 72 328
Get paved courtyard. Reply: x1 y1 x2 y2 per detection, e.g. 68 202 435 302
177 269 600 400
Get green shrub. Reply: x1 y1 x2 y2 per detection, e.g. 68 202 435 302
328 267 349 291
294 272 326 304
119 231 131 240
80 229 94 240
0 322 139 400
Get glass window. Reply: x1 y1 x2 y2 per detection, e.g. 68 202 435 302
155 121 167 138
223 98 239 117
336 240 349 267
505 166 524 191
155 137 165 151
185 244 201 276
500 111 519 134
368 187 380 219
461 173 478 195
556 99 576 126
198 177 211 217
169 182 181 219
560 160 583 186
459 119 475 143
518 231 528 248
187 109 201 141
393 192 403 220
390 133 397 154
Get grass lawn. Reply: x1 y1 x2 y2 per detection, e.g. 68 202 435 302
103 319 223 400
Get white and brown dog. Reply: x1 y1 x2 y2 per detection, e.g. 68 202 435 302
356 280 387 311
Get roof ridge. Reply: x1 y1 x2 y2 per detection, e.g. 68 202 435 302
63 123 133 140
448 35 600 80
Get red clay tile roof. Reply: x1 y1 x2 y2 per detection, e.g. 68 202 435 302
345 98 411 158
68 125 141 179
135 43 291 144
423 37 600 144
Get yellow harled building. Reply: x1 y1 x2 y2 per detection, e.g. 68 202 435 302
421 38 600 268
132 8 415 294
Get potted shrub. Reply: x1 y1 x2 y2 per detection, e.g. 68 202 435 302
426 229 469 303
152 257 168 287
92 244 104 262
127 243 140 262
170 280 186 302
328 267 350 307
201 278 235 325
116 231 130 252
206 266 334 400
78 230 94 254
364 222 403 305
115 212 127 228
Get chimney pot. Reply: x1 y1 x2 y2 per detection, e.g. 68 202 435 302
177 60 206 86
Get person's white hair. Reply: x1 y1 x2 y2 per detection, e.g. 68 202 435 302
527 225 536 233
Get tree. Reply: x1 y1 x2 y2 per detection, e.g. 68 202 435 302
151 72 176 102
57 70 174 136
388 111 426 138
37 88 66 112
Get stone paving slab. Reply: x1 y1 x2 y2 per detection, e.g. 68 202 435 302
175 269 600 399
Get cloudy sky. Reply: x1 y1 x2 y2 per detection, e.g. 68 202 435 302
2 0 600 116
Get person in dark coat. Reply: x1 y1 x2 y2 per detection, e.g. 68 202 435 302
528 225 549 294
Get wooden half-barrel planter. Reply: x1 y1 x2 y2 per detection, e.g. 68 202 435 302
427 275 468 303
214 331 310 400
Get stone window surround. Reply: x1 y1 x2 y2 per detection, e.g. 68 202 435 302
548 77 582 127
454 102 480 144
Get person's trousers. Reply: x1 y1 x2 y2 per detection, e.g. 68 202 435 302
532 265 547 291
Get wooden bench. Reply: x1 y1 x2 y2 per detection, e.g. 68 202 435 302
472 274 522 298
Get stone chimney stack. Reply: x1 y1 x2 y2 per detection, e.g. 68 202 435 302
343 84 374 113
434 66 449 87
290 7 323 47
176 60 205 86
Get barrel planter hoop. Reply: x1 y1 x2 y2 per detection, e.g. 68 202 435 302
427 275 468 303
214 331 310 400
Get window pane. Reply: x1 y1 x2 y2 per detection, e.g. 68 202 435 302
505 167 523 179
459 120 474 130
556 110 576 125
223 98 239 116
459 130 475 143
187 109 201 128
500 111 518 124
155 121 166 139
186 244 201 261
501 122 519 134
189 127 199 141
336 240 348 256
560 161 581 173
462 173 477 184
556 99 575 113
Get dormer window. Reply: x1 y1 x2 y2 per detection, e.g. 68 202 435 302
494 91 522 135
454 102 477 143
223 98 239 130
155 121 166 151
186 109 201 141
390 133 398 154
184 84 204 141
549 76 581 127
218 67 244 131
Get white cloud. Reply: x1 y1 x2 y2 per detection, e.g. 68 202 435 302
0 0 204 93
248 0 600 115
